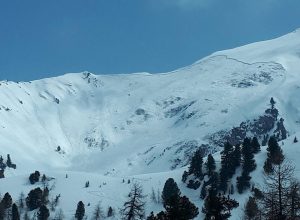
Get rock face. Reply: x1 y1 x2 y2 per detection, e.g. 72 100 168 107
207 104 287 147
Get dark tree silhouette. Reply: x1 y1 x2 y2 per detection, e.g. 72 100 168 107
120 183 146 220
75 201 85 220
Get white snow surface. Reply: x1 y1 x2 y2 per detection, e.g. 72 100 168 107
0 29 300 219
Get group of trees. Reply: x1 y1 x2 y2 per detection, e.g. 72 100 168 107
243 136 300 219
236 137 260 194
0 154 16 178
146 178 199 220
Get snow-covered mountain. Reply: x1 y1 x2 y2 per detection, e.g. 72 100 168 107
1 29 300 219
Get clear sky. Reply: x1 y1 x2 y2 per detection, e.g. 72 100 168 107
0 0 300 81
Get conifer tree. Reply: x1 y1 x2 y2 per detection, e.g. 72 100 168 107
176 196 199 219
251 137 261 154
75 201 85 220
26 187 43 210
232 145 241 169
37 205 49 220
263 158 273 174
205 154 216 176
294 136 298 143
242 138 256 174
2 192 12 209
202 190 239 220
219 142 235 193
162 178 181 210
270 97 276 110
236 172 251 194
107 206 114 217
188 148 203 178
244 196 259 220
200 182 208 200
267 136 284 165
12 203 20 220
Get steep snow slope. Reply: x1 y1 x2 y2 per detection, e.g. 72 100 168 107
0 29 300 219
0 56 287 176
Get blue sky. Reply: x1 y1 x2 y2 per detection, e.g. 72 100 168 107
0 0 300 81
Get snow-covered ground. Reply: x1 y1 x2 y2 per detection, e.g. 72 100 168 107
1 29 300 219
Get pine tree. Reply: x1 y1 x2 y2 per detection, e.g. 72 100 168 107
236 172 251 194
37 205 49 220
219 142 234 193
202 190 239 220
146 212 155 220
181 171 188 183
75 201 85 220
2 192 12 209
251 137 261 154
263 158 273 174
162 178 181 210
270 97 276 110
200 182 208 199
26 187 43 210
120 183 146 220
242 138 256 174
107 206 114 217
6 154 12 167
266 136 284 166
244 196 259 220
294 136 298 143
176 196 199 219
205 154 216 176
12 203 20 220
232 145 241 169
188 148 203 178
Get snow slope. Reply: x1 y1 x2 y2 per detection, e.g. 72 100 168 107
0 29 300 219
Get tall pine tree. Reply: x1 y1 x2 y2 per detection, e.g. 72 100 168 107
188 148 203 178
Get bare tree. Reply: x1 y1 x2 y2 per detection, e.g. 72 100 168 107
120 183 146 220
92 203 104 220
262 159 300 219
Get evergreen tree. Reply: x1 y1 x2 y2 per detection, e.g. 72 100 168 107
0 202 4 220
205 154 216 176
242 138 256 174
120 183 146 220
236 172 251 194
162 178 181 210
188 148 203 178
251 137 261 154
2 192 12 209
6 154 12 167
219 142 234 193
26 187 43 210
294 136 298 143
267 136 284 165
270 97 276 110
200 182 208 200
244 196 259 220
146 212 155 220
29 171 40 184
107 206 114 217
75 201 85 220
181 171 188 183
37 205 49 220
12 203 20 220
176 196 199 219
232 145 241 169
263 158 273 174
202 190 239 220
